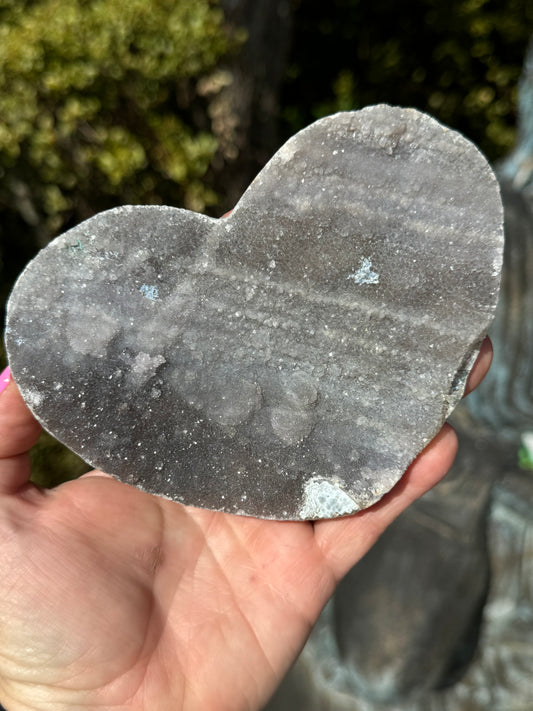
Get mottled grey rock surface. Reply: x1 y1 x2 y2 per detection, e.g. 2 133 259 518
5 105 503 519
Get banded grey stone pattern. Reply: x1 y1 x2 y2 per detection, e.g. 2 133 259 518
5 105 503 519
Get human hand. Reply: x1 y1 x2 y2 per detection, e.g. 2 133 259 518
0 341 491 711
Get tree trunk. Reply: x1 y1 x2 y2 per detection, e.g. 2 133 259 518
214 0 296 210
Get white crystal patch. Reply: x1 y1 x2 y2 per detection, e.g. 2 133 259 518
299 478 359 519
347 257 379 285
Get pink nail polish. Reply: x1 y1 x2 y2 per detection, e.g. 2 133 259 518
0 366 11 396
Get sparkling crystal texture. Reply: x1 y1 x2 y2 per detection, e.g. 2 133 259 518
5 106 504 519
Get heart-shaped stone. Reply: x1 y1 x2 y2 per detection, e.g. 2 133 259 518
5 105 503 519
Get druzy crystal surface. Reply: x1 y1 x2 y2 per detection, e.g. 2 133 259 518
5 105 504 519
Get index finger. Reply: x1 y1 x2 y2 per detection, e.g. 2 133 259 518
463 336 493 397
0 368 42 494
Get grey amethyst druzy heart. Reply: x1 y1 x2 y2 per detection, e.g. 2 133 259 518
5 105 503 520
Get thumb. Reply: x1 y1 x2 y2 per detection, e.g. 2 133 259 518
0 367 42 494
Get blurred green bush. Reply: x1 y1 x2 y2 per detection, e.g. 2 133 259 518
283 0 533 163
0 0 235 243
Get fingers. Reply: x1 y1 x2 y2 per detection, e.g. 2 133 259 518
79 470 114 480
463 336 493 397
0 370 42 457
0 367 10 393
314 424 458 581
0 370 42 494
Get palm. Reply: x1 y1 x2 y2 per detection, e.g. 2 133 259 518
0 344 490 711
0 475 329 710
0 475 342 710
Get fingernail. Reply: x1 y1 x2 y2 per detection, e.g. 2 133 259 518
0 366 11 396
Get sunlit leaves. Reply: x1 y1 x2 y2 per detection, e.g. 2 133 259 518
283 0 533 161
0 0 232 238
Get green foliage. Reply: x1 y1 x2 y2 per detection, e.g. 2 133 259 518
518 435 533 471
283 0 533 162
518 445 533 470
29 431 90 488
0 0 233 241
